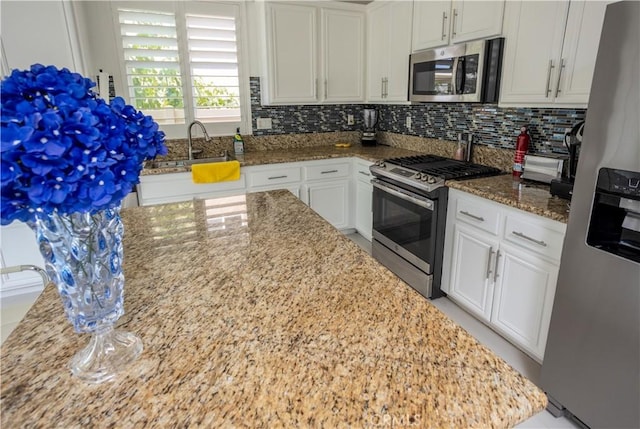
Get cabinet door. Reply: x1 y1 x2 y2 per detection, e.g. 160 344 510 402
554 0 610 105
321 8 365 102
355 180 373 241
499 1 568 104
412 1 450 51
385 1 413 101
450 0 504 44
366 2 389 102
1 0 82 72
491 242 559 362
266 3 318 103
448 223 499 323
307 181 349 230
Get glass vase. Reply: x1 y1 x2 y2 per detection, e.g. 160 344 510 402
31 205 142 383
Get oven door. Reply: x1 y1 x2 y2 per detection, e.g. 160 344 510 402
371 179 437 273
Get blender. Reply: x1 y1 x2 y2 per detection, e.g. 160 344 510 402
361 108 378 146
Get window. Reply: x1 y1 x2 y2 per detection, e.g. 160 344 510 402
114 1 247 137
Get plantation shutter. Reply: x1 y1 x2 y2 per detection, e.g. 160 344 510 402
118 8 185 125
186 12 240 122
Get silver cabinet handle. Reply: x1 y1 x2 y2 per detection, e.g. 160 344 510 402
545 60 555 97
382 78 388 98
441 11 447 40
324 79 328 98
314 78 318 99
358 170 370 177
493 250 501 282
460 210 484 222
268 175 288 180
486 247 495 279
555 58 565 97
381 77 384 98
452 8 458 37
321 169 339 174
512 231 548 247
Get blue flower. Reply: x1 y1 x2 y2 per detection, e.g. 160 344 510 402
0 64 166 225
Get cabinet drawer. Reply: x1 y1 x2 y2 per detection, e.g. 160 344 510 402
504 214 565 260
248 167 301 187
455 196 501 235
306 162 350 181
354 160 373 183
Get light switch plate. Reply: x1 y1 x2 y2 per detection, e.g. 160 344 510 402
257 117 272 129
347 114 354 125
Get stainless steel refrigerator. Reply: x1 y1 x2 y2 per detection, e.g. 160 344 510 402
540 2 640 428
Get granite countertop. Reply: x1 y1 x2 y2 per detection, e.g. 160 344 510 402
447 175 571 223
1 191 547 427
141 144 421 176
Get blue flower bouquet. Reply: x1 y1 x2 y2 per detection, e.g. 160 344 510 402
1 64 167 383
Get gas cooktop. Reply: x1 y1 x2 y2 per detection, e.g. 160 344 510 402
370 154 503 193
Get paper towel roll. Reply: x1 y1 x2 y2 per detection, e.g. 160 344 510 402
97 72 110 101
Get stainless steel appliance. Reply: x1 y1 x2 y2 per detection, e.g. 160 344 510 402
370 155 501 298
521 154 567 184
409 38 503 103
361 108 378 146
550 121 584 199
541 2 639 428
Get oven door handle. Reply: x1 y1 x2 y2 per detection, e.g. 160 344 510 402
372 179 434 210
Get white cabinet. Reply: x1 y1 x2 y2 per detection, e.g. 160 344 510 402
353 159 374 240
499 0 610 107
138 172 247 206
412 0 504 51
262 2 365 104
448 223 499 323
303 160 351 230
245 163 302 198
0 0 84 74
367 1 413 102
442 189 566 362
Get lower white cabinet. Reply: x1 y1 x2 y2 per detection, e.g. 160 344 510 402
448 223 499 323
354 159 373 240
138 172 247 206
442 188 566 362
303 160 351 230
307 180 350 229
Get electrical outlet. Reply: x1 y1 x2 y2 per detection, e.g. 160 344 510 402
406 116 412 129
257 117 272 130
347 114 354 125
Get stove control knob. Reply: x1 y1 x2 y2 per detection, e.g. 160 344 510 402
413 172 421 179
420 173 429 181
377 161 385 168
427 176 437 184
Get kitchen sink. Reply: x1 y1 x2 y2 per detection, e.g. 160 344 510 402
146 152 236 169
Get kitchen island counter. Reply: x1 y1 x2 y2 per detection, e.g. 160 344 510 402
1 191 547 427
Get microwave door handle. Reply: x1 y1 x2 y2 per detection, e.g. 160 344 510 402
451 57 459 94
455 57 466 94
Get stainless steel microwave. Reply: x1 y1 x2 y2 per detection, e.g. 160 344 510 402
409 38 504 103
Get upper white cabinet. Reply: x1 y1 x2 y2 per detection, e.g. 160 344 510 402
412 0 504 51
1 0 84 74
499 0 611 107
366 1 413 102
262 2 365 105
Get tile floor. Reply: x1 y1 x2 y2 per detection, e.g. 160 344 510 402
345 232 582 429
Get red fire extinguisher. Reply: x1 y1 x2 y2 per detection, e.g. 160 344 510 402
512 126 531 177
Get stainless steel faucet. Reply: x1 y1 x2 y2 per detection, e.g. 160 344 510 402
187 120 211 160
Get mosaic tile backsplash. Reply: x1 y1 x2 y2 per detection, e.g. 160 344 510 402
250 77 587 155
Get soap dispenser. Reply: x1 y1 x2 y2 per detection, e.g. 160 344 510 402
233 128 244 155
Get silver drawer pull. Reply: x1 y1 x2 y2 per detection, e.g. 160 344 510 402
321 170 339 174
460 210 484 222
358 171 370 177
268 175 287 180
486 247 495 279
512 231 548 247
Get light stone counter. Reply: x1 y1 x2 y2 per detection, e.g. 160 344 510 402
447 175 570 223
1 191 547 427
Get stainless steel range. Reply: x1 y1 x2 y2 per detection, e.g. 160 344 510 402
370 154 501 299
